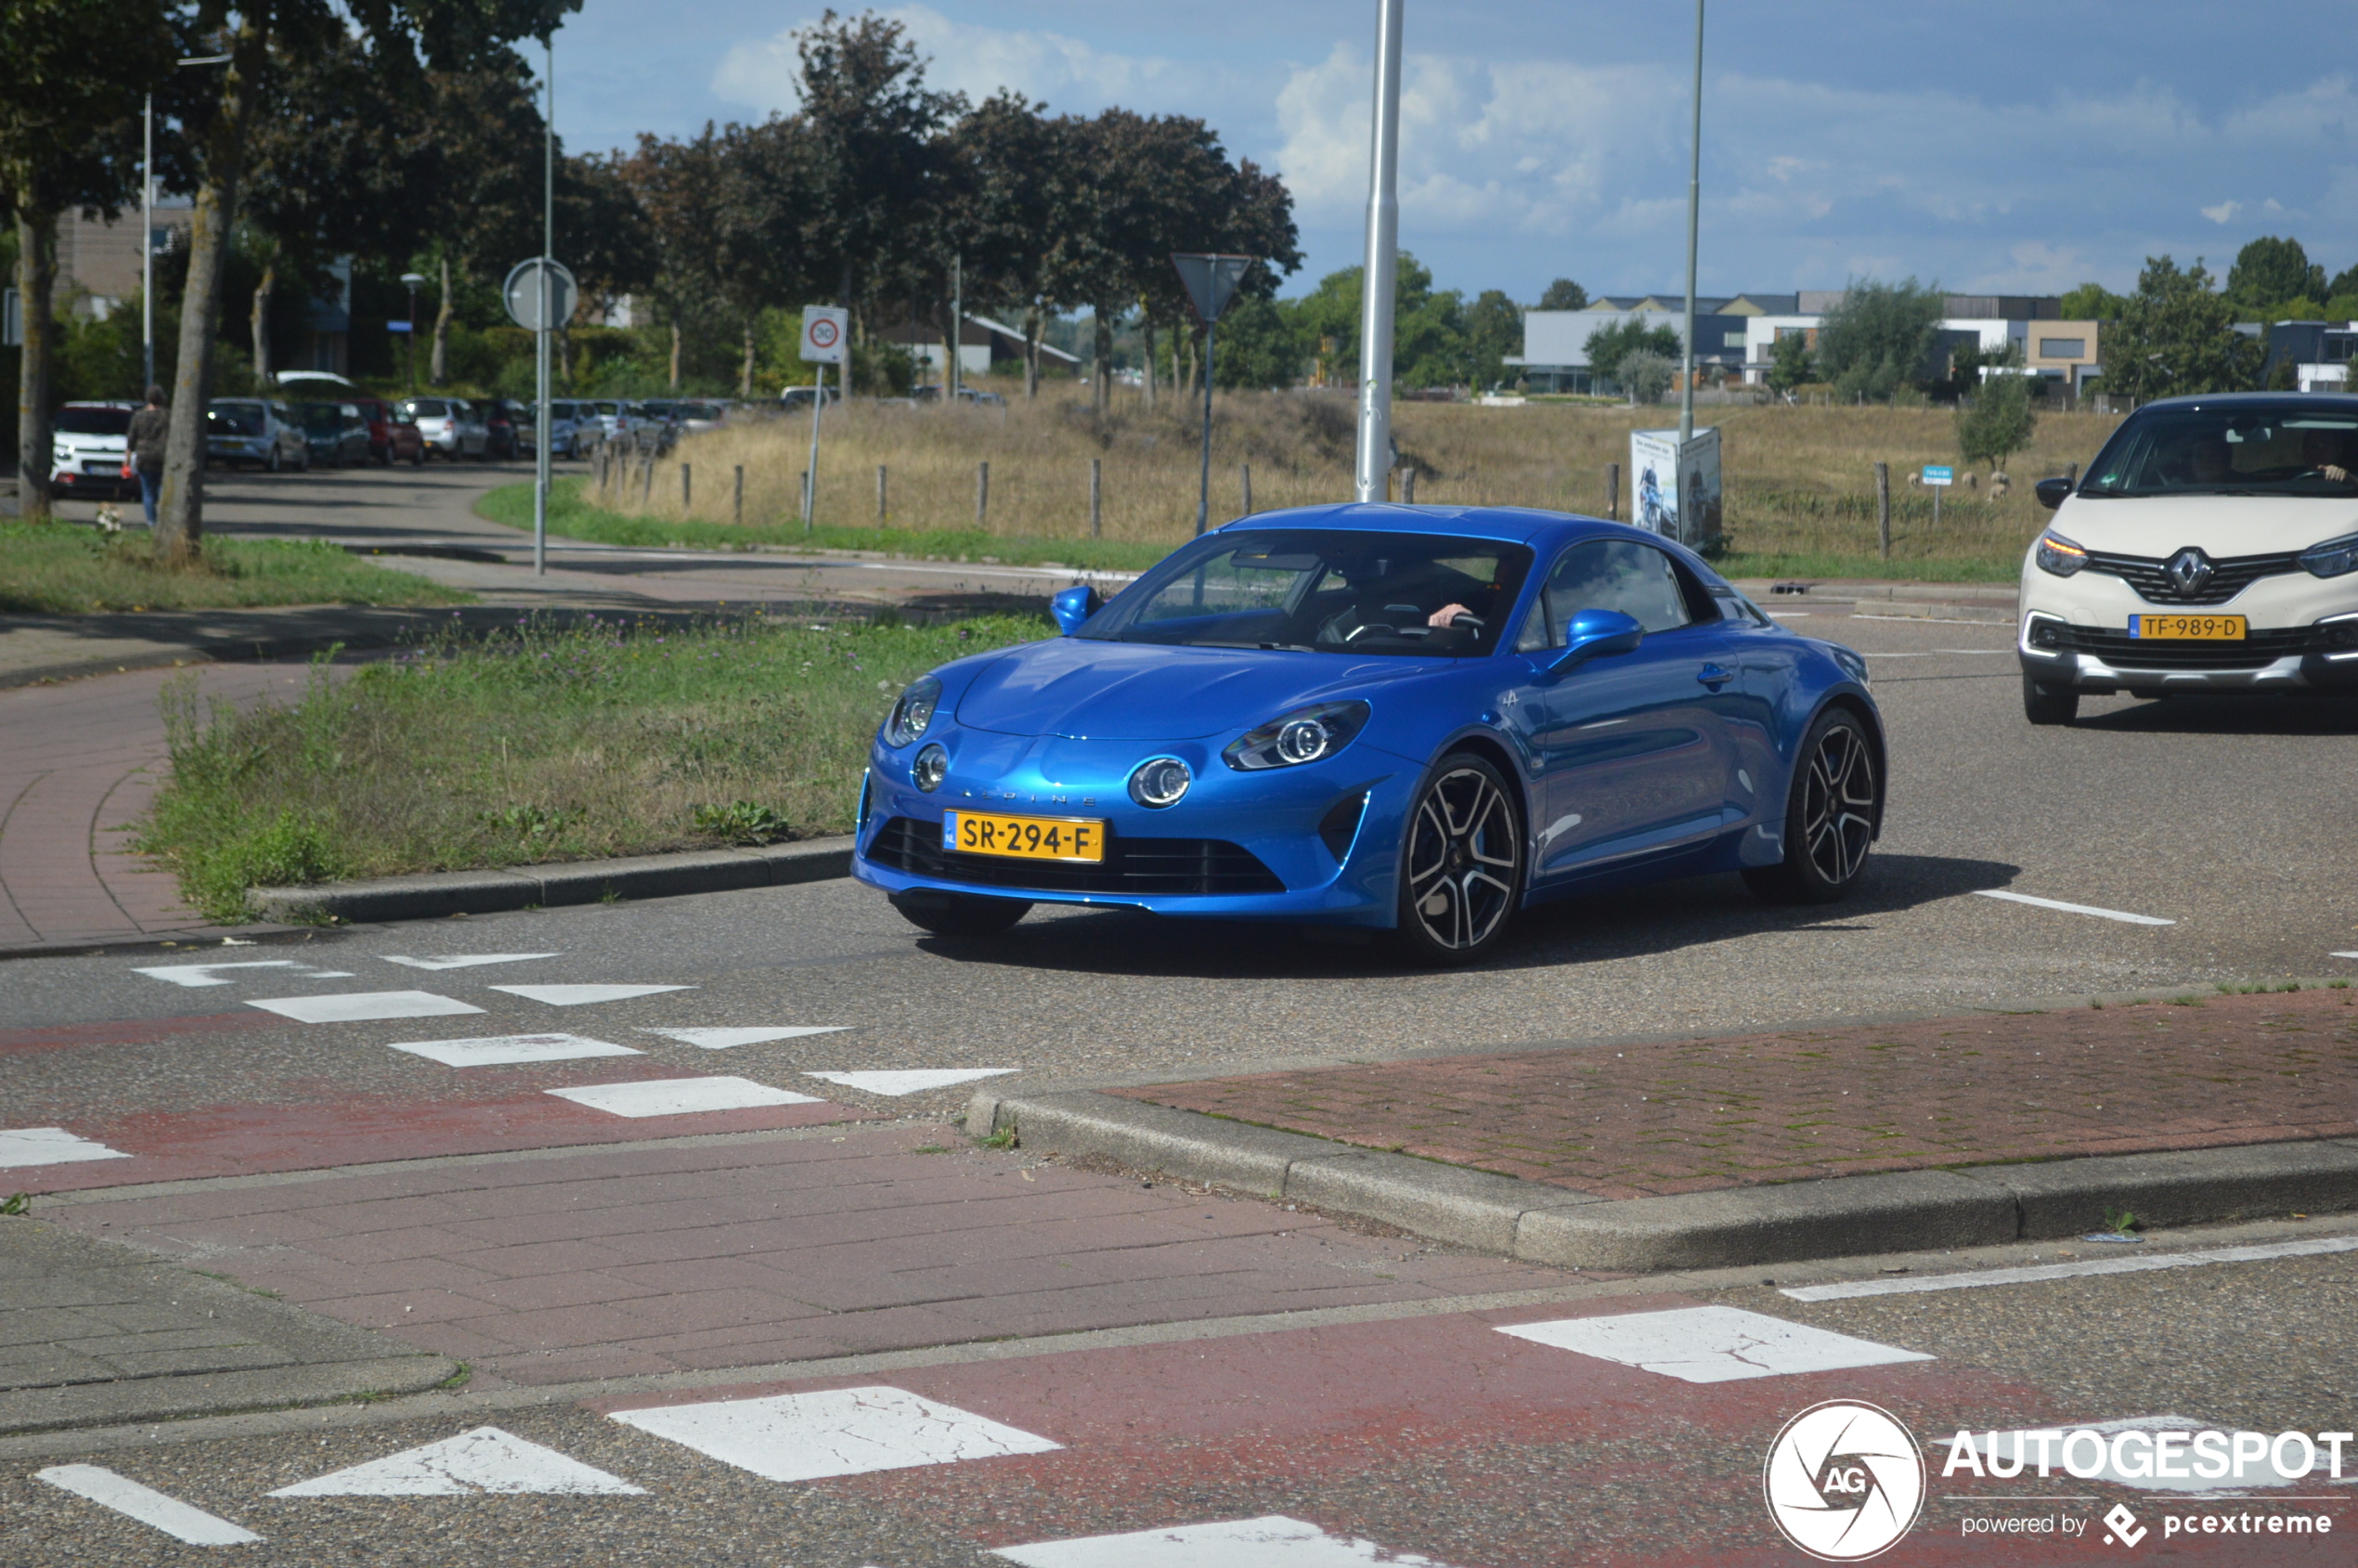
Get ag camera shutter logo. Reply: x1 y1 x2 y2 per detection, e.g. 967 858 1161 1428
1763 1400 1926 1561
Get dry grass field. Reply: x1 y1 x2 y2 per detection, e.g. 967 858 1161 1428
591 392 2123 579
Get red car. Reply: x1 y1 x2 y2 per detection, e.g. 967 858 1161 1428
349 396 424 466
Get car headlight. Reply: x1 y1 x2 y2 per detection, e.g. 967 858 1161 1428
1222 700 1371 771
2300 532 2358 578
913 743 947 792
1129 757 1192 808
2033 531 2089 577
883 675 941 747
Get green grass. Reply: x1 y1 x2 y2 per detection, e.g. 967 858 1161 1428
478 478 1175 574
136 611 1049 921
0 524 473 614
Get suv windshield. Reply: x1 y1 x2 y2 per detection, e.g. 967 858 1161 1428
296 405 346 434
1077 530 1535 657
57 407 132 435
2082 403 2358 497
209 403 266 435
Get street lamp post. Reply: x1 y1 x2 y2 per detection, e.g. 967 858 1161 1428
1678 0 1705 445
400 272 425 390
535 34 552 577
1354 0 1406 504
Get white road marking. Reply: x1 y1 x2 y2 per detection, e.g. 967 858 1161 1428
1967 1416 2335 1494
247 991 484 1024
804 1069 1017 1096
0 1128 131 1169
1764 610 1810 618
1782 1235 2358 1302
1853 613 2011 625
386 1033 641 1068
640 1027 849 1049
1850 648 2012 657
1971 889 2174 927
268 1426 643 1497
1496 1305 1933 1383
2333 952 2358 960
37 1464 260 1545
489 984 695 1006
382 953 561 970
994 1514 1463 1566
613 1385 1059 1483
136 961 354 988
546 1076 823 1118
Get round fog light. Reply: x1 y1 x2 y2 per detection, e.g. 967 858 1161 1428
913 744 948 792
1129 757 1192 809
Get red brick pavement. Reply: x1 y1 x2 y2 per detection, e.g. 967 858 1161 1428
1115 987 2358 1199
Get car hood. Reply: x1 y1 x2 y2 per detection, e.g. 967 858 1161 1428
954 639 1429 740
2054 494 2358 556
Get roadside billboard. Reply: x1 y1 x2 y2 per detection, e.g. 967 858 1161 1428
1629 427 1721 550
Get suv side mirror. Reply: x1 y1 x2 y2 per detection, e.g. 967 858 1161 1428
1049 584 1104 636
2034 476 2074 511
1548 608 1645 673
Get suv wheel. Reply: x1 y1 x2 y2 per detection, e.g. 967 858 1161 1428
2022 673 2079 726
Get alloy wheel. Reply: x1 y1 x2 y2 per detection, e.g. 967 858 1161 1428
1405 764 1520 952
1799 722 1877 887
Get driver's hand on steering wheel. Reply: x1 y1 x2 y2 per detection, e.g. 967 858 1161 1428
1427 602 1479 628
2323 463 2353 483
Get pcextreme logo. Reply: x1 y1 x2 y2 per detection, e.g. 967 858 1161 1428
1763 1401 1927 1562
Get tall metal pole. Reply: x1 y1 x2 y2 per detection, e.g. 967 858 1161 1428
1195 321 1216 534
534 36 553 576
1678 0 1704 444
1353 0 1405 503
142 95 154 391
949 253 962 400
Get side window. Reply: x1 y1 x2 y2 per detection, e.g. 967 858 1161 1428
1518 539 1693 649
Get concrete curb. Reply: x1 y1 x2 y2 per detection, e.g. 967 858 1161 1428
246 836 853 924
965 1090 2358 1273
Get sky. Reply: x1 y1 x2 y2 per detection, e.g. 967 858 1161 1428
542 0 2358 305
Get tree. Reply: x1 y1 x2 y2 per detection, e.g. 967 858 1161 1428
793 10 960 312
1765 330 1814 394
1464 289 1522 389
413 58 547 385
1957 370 2036 475
1211 293 1299 389
2058 281 2129 321
2227 236 2324 316
1535 278 1587 312
1284 253 1459 391
1813 279 1945 401
1617 349 1674 406
2102 254 2263 402
1584 317 1679 389
151 0 574 565
1 0 175 520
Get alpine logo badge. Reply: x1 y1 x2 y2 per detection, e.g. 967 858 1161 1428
2165 547 2214 597
1763 1400 1926 1561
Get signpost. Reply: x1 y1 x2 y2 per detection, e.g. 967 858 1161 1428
503 256 577 575
1922 462 1953 530
798 305 849 530
1171 253 1256 535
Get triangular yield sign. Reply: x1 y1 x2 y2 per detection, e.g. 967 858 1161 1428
1171 253 1256 326
268 1426 645 1497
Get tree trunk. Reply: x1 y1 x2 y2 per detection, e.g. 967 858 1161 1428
1142 313 1157 409
13 207 58 523
936 295 958 399
1093 308 1112 412
1023 305 1043 401
1182 327 1198 395
739 318 756 398
667 319 681 390
251 260 276 387
157 18 266 566
429 254 452 384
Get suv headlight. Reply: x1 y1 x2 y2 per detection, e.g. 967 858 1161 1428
883 674 941 747
2300 532 2358 578
2033 531 2089 577
1223 700 1371 771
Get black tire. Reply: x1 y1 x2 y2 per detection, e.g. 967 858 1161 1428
1743 707 1882 904
889 890 1031 939
2023 672 2079 725
410 442 425 466
1392 750 1524 965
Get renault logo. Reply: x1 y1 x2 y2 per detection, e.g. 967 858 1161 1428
2166 547 2213 595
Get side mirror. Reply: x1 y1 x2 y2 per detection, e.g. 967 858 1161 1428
1548 608 1645 673
1049 583 1104 636
2034 476 2074 511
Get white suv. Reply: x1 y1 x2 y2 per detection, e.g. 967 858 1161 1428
2020 393 2358 723
48 402 138 501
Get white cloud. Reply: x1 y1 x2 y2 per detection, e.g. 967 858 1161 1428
2202 200 2244 224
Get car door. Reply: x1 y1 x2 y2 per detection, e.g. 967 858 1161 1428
1512 538 1744 880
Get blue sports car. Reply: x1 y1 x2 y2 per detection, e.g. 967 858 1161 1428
852 503 1884 963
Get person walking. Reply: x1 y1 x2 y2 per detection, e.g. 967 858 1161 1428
125 386 170 526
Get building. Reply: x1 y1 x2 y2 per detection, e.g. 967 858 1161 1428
870 312 1081 381
1511 298 1755 394
55 198 192 319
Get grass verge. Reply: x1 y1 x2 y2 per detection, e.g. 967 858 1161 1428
0 524 473 614
136 610 1048 922
477 477 1173 574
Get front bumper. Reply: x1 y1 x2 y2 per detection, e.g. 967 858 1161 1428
849 728 1412 925
2020 559 2358 692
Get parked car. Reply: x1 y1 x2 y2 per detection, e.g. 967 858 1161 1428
348 396 424 465
399 396 488 460
913 385 1006 408
471 399 518 460
779 385 841 415
853 506 1885 962
293 403 372 468
583 400 634 443
676 400 730 434
2021 392 2358 723
522 400 591 459
206 398 309 471
46 401 140 501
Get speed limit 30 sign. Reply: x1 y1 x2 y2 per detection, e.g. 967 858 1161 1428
800 305 849 364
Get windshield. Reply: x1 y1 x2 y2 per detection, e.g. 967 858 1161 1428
57 407 132 435
405 398 448 418
2082 403 2358 498
209 403 266 435
1077 529 1535 657
680 403 723 421
296 405 345 434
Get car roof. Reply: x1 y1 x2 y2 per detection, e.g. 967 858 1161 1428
2135 391 2358 413
1216 502 1735 587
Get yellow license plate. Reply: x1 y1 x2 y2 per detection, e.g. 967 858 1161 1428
2132 614 2246 641
942 810 1106 863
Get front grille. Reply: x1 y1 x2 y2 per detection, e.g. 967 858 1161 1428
2055 624 2327 669
2083 549 2303 605
866 817 1286 896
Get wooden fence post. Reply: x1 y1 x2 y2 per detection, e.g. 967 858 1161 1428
1089 459 1102 538
1240 462 1252 515
732 465 744 525
681 463 692 512
876 464 887 525
1606 461 1620 521
799 471 810 522
1874 461 1891 560
640 459 654 506
976 460 989 527
1402 468 1418 504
